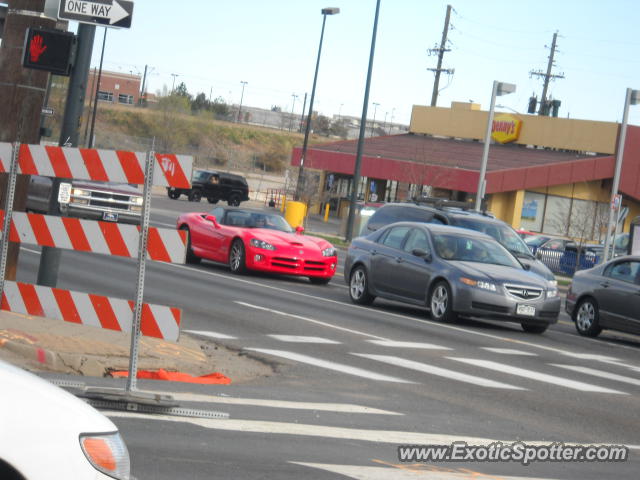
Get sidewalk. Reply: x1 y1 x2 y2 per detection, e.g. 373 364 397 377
0 310 271 382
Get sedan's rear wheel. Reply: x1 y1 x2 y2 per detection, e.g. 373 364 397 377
229 239 247 274
349 266 374 305
574 297 602 337
521 323 548 334
180 225 200 264
429 281 457 322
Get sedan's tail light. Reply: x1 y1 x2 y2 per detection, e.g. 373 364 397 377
80 432 130 479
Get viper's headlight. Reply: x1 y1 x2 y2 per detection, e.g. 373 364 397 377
250 238 276 251
460 277 497 292
322 247 337 257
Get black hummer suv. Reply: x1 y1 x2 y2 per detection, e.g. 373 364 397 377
167 169 250 206
362 198 557 284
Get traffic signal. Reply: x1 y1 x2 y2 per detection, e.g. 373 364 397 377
22 28 75 76
527 96 537 114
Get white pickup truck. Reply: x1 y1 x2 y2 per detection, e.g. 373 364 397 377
26 176 143 224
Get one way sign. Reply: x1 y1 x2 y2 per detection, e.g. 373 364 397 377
58 0 134 29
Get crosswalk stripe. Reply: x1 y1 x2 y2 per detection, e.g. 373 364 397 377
144 391 401 415
108 411 640 451
551 364 640 387
268 335 340 344
291 462 560 480
449 358 627 394
184 330 237 340
482 348 537 356
245 348 415 383
353 354 525 390
367 340 451 350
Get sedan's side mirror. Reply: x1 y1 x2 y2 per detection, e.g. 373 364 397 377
412 248 433 263
205 215 220 228
295 226 305 235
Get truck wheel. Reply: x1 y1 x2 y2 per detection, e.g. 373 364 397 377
167 189 180 200
188 190 202 202
227 194 241 207
207 197 219 204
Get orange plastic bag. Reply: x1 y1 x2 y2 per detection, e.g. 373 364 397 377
111 368 231 385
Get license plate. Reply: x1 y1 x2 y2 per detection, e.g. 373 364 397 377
517 304 536 316
103 211 118 222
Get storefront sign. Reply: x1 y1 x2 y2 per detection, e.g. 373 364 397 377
491 114 522 144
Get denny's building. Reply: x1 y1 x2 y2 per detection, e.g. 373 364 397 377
291 102 640 242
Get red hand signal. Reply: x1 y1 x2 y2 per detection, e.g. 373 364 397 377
29 34 47 62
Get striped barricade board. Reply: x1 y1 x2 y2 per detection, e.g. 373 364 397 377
0 211 186 263
1 280 181 341
0 142 192 188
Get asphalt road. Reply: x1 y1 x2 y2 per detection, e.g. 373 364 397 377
23 194 640 480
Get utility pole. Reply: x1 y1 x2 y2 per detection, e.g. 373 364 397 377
530 31 565 116
139 64 148 105
299 92 308 133
237 80 247 123
0 0 56 281
428 4 454 107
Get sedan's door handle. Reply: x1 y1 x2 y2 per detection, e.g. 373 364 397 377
600 282 610 288
395 257 404 263
371 250 377 256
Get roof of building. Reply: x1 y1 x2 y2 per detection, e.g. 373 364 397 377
311 133 596 172
291 131 640 200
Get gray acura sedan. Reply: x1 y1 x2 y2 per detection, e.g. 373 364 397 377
345 223 561 333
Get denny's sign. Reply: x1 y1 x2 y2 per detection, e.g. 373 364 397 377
491 114 522 144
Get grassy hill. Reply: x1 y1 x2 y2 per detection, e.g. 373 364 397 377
85 104 332 173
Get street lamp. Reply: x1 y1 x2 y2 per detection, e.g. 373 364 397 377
474 80 516 211
295 7 340 200
370 102 379 137
345 0 381 243
170 73 179 92
237 80 248 123
289 93 298 131
603 87 640 261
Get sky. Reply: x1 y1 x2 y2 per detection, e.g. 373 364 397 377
81 0 640 127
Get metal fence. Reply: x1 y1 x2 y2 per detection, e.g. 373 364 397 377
530 246 602 277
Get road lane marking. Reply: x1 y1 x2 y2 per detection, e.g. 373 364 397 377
291 463 559 480
107 411 639 451
481 348 537 356
367 340 451 350
353 354 525 390
550 364 640 387
449 358 627 394
268 335 340 344
184 330 237 340
245 348 414 383
128 261 640 360
144 391 401 415
236 301 390 341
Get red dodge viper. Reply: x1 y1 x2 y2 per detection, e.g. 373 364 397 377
176 207 337 284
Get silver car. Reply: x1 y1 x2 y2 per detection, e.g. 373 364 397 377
566 255 640 337
344 223 561 333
